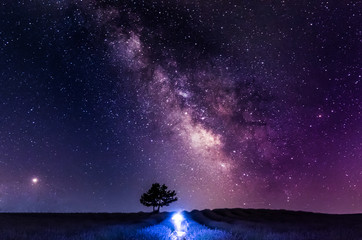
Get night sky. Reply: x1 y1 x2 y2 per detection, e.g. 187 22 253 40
0 0 361 214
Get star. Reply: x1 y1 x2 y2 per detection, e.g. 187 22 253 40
0 0 360 213
32 178 39 184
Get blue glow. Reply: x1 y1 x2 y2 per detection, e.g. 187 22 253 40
171 212 188 239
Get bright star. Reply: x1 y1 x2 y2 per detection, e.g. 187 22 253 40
32 178 38 184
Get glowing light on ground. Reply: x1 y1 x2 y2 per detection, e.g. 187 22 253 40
171 212 188 239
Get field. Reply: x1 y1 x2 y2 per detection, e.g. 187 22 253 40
1 209 361 240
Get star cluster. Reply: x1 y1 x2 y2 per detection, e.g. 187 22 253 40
0 0 360 213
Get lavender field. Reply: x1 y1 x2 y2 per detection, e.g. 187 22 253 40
1 209 361 240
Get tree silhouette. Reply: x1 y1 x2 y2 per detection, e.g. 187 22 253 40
140 183 178 213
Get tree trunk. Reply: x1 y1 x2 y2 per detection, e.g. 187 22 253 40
152 206 159 214
152 205 160 214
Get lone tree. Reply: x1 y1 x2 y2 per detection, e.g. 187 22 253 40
140 183 178 213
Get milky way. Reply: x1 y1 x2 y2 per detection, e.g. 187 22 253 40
0 0 361 213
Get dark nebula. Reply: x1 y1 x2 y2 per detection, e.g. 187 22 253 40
0 0 360 213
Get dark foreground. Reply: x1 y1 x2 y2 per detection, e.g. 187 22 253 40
1 208 361 240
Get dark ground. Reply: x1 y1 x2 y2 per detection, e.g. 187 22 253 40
1 208 361 240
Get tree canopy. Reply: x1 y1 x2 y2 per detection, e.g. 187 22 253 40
140 183 178 213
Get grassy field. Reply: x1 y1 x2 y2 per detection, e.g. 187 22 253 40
0 209 361 240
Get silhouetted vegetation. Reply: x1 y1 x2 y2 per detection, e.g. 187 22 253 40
140 183 178 213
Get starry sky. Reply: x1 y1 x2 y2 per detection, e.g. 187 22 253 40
0 0 361 214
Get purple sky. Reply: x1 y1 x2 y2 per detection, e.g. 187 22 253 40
0 0 360 213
